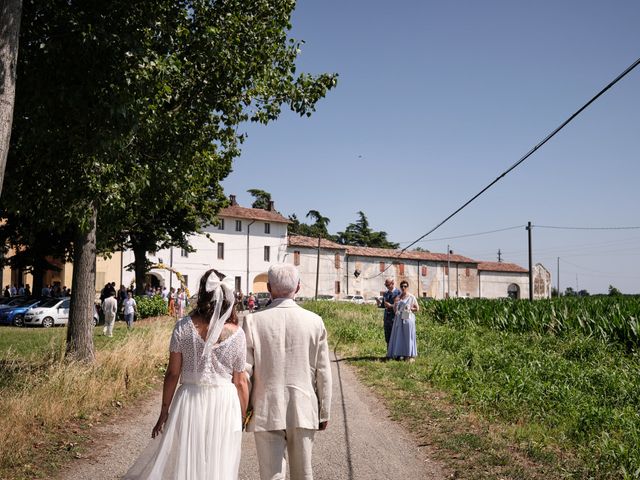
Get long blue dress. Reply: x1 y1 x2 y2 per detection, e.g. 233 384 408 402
387 294 418 359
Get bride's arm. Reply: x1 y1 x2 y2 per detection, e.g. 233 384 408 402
152 351 182 438
233 370 249 419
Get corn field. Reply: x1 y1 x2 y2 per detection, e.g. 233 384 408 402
422 297 640 351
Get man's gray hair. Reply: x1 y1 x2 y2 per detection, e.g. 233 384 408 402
385 277 394 284
268 263 300 296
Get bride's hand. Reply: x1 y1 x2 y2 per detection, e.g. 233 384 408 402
152 411 169 438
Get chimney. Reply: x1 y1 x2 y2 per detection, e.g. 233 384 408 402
268 200 275 211
229 194 237 206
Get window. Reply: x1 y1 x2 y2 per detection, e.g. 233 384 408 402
465 267 470 277
335 281 341 294
379 261 385 272
235 220 242 232
235 276 241 292
264 223 270 234
180 248 189 258
395 262 405 275
334 253 341 269
421 266 428 277
218 219 225 230
445 265 449 275
264 246 270 262
217 243 224 260
294 250 300 266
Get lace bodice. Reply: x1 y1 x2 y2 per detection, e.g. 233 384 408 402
169 316 246 385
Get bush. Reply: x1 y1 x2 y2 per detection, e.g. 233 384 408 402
134 295 168 318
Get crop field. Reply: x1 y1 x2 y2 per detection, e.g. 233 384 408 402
307 298 640 479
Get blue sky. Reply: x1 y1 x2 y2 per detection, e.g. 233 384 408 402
222 0 640 294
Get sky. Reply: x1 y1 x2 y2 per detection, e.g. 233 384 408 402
221 0 640 295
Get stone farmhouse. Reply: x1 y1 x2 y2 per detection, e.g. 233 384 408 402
2 196 550 300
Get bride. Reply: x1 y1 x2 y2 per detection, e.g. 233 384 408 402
125 269 248 479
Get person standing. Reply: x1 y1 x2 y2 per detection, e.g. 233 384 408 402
243 264 332 480
387 280 419 362
124 270 248 479
102 292 118 337
380 277 401 355
123 291 138 329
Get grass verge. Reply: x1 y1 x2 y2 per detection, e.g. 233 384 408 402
0 318 173 480
306 301 640 479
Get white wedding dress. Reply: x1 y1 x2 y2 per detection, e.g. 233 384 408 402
124 316 246 479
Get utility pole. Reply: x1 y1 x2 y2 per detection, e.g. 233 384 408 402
497 249 502 263
527 222 533 301
447 244 451 298
556 256 560 297
314 235 321 300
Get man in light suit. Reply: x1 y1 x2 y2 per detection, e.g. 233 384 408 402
243 264 332 480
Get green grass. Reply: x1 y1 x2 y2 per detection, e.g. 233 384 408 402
0 318 173 479
306 301 640 479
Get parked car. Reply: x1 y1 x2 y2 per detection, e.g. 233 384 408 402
23 297 71 327
0 296 26 309
316 295 335 301
365 296 383 306
254 292 271 309
23 297 99 328
0 297 46 326
340 295 365 304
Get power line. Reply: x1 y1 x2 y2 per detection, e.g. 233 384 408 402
397 225 524 244
534 225 640 231
400 56 640 253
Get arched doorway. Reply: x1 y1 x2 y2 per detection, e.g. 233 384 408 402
252 273 268 293
145 272 164 290
507 283 520 299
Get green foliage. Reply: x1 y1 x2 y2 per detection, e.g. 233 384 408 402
248 189 273 210
336 211 399 248
421 297 640 352
288 210 337 240
135 296 168 319
308 301 640 479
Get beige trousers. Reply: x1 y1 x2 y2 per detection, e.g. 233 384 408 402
254 428 316 480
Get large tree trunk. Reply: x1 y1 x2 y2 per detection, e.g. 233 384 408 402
132 242 147 296
66 204 97 363
0 0 22 195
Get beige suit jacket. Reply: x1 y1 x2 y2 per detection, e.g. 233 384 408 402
243 298 332 432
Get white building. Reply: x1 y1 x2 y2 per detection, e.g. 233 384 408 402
286 235 550 300
121 195 290 295
118 197 549 300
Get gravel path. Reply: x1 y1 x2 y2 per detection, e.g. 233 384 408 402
59 352 447 480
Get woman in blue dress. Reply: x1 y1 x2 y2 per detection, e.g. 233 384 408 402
387 280 419 362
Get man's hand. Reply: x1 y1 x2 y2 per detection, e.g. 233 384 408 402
318 421 329 431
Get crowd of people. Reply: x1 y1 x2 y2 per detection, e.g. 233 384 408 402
2 283 69 298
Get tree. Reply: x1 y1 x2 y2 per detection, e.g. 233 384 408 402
4 1 337 362
306 210 331 238
0 0 22 195
336 211 399 248
608 285 622 296
564 287 577 297
248 189 272 210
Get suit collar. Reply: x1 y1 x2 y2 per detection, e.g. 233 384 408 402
270 298 297 308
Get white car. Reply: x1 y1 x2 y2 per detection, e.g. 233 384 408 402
24 297 70 327
340 295 365 304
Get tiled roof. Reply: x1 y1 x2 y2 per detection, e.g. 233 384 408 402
345 246 477 264
288 235 346 249
477 262 528 273
218 205 290 224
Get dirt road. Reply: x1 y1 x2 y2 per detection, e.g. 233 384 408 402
58 352 447 479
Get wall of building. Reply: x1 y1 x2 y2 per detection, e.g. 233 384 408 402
286 247 343 299
338 256 480 300
122 218 288 295
478 271 529 299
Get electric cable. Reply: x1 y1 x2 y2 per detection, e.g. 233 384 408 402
362 55 640 280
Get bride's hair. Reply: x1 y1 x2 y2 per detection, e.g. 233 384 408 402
190 269 238 325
